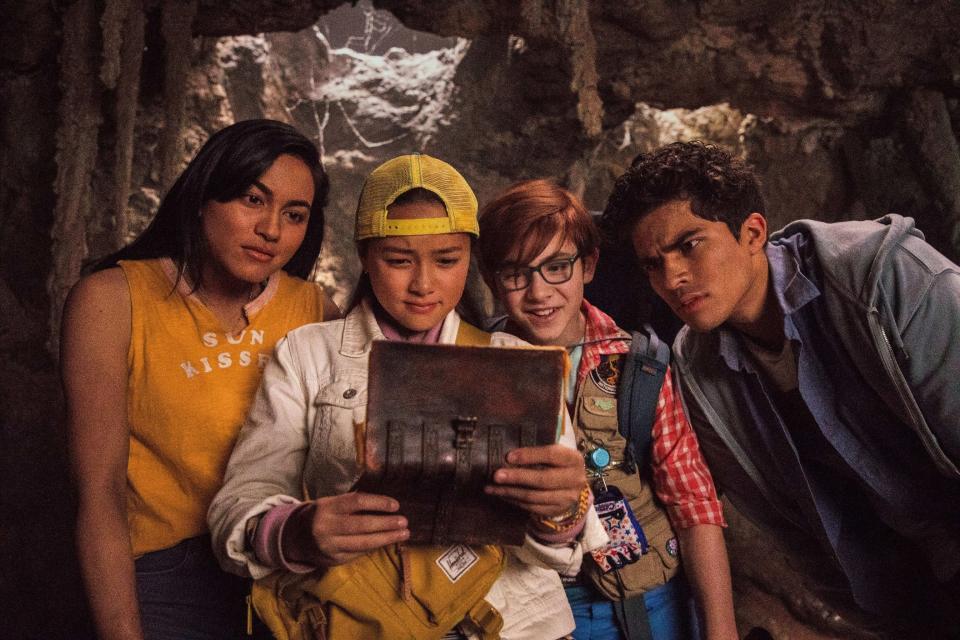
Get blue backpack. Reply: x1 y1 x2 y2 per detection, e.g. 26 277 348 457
616 325 671 472
613 325 675 640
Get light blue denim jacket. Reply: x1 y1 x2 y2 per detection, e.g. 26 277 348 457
672 214 960 614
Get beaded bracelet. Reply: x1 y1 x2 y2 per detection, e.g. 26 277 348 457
535 484 591 532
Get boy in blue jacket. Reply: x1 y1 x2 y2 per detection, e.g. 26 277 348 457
602 141 960 637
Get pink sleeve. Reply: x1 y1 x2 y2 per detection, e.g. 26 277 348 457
253 503 315 574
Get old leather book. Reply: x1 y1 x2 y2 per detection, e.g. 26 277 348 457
354 340 566 546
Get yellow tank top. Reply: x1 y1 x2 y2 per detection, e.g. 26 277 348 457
121 258 326 556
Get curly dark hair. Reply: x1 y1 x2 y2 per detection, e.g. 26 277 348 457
601 141 764 241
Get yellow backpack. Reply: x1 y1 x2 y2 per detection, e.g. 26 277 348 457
252 542 505 640
252 320 505 640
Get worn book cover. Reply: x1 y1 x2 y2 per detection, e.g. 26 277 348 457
354 340 566 546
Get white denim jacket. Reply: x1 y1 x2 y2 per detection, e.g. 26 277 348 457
208 300 607 640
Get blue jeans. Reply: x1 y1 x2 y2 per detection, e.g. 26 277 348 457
566 577 698 640
135 535 272 640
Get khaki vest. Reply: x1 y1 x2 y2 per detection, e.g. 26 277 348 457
574 356 680 599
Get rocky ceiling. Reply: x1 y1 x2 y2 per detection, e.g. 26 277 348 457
195 0 960 125
188 1 960 263
1 2 958 637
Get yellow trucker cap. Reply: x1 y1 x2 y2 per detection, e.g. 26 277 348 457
354 153 479 240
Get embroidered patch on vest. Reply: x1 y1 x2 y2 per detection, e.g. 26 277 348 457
590 485 648 573
591 397 615 412
436 544 479 583
590 354 621 395
665 537 679 558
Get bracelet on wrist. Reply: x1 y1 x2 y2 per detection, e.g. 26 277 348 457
535 485 591 532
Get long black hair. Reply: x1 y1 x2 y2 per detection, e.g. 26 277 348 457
94 119 328 283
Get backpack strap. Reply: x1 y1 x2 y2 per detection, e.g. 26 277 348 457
483 314 509 334
616 324 670 471
456 319 493 346
612 591 653 640
466 598 505 640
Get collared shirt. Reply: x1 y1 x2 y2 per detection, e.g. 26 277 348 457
709 239 960 614
578 300 726 529
713 240 819 375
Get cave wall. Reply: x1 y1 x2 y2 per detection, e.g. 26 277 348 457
1 2 86 637
1 1 958 638
381 0 960 257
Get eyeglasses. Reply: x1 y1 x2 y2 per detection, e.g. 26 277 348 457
495 254 581 291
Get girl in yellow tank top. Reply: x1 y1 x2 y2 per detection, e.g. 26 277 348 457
60 120 339 640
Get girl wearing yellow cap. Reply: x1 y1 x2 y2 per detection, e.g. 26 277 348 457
209 154 607 640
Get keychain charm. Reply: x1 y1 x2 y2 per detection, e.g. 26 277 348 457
583 443 649 571
590 485 649 573
587 446 611 472
585 445 611 491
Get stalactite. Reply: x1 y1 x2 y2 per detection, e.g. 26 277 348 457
555 0 603 138
112 0 146 246
99 0 127 89
520 0 603 138
520 0 544 32
48 0 149 352
158 0 199 190
48 0 103 354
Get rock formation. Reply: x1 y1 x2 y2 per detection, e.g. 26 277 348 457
1 1 957 637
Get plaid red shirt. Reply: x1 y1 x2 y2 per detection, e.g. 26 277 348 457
577 300 726 529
